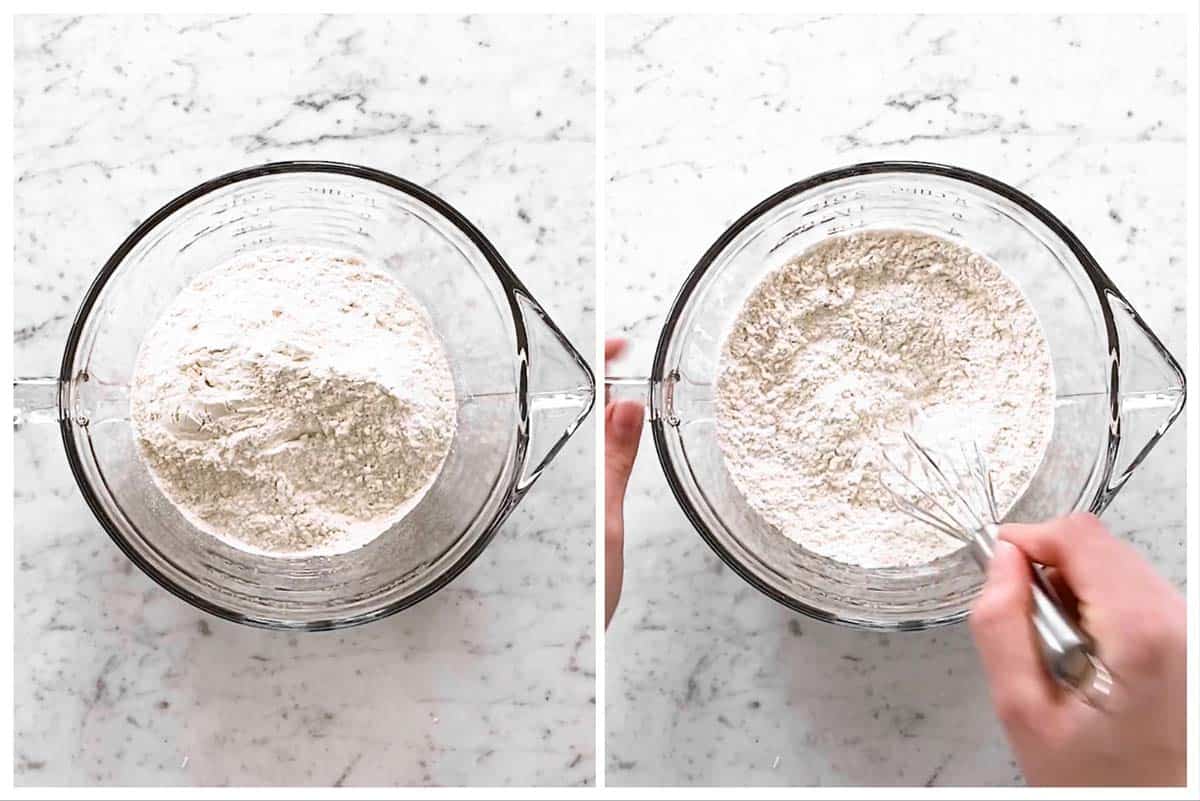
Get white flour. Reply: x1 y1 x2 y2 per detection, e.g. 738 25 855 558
715 230 1055 568
130 247 456 557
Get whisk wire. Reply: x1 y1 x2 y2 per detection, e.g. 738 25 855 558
954 440 996 526
879 449 967 540
973 442 1001 523
879 433 1006 540
901 432 988 533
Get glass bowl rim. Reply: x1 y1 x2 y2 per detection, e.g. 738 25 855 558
57 160 538 631
648 159 1174 631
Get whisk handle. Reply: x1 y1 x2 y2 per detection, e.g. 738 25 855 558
970 525 1113 706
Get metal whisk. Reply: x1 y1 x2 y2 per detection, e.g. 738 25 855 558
881 432 1113 707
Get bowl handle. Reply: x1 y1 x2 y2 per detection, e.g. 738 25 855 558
512 293 596 498
1093 292 1187 512
12 377 61 428
604 376 651 407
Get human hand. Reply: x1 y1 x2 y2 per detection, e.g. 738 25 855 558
605 338 643 628
971 513 1186 786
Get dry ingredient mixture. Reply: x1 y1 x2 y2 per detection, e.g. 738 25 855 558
130 247 456 557
715 230 1055 568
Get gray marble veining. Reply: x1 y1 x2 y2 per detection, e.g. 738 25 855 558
604 14 1188 787
14 14 595 786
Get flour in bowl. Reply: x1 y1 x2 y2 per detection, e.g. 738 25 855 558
130 247 456 557
715 230 1055 568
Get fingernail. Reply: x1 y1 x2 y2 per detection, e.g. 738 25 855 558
612 401 643 438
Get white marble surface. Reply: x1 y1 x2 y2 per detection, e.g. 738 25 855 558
14 15 595 786
604 15 1188 786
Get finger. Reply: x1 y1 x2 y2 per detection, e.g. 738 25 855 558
1000 514 1140 600
971 540 1058 725
605 514 624 628
604 398 642 629
604 400 644 517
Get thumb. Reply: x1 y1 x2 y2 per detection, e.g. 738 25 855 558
605 400 644 514
970 540 1057 724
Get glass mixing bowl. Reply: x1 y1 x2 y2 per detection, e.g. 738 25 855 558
621 161 1185 631
13 161 594 630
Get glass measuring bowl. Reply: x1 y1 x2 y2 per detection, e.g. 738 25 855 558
613 161 1185 631
13 161 594 631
